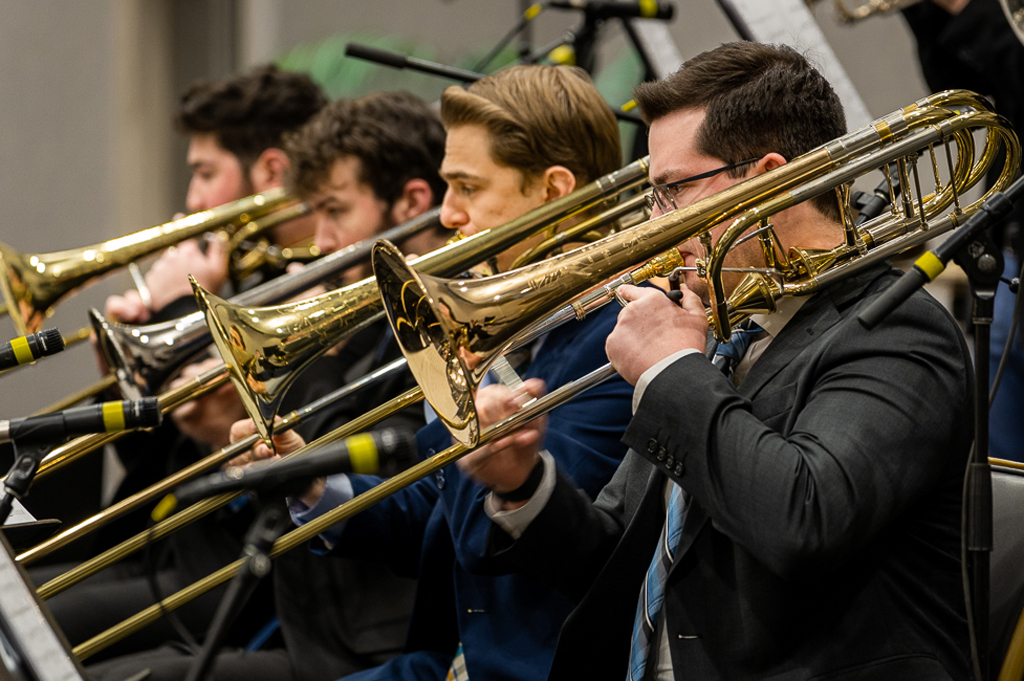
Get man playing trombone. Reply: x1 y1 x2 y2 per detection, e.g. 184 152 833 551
86 90 449 681
240 64 638 681
39 65 329 664
460 42 974 680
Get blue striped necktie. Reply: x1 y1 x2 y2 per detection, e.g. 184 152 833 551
626 320 765 680
627 484 685 681
712 320 766 378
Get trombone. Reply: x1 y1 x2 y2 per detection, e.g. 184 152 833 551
51 89 1017 661
0 187 298 342
371 89 1018 446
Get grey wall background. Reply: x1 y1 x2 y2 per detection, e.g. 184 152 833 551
0 0 933 419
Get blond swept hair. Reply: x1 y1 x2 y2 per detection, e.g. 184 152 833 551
440 65 621 189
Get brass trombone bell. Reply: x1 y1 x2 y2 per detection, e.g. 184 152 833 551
0 188 297 336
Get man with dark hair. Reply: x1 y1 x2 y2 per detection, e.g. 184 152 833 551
88 90 450 681
284 91 451 284
106 64 327 326
40 67 329 667
239 64 636 681
460 42 973 680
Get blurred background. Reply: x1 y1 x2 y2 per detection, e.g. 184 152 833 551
0 0 930 419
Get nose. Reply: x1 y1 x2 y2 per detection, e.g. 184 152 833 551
440 188 470 235
185 179 206 213
313 214 340 255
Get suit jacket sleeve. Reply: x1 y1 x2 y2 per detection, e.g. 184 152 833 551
483 449 642 602
425 302 636 577
627 291 970 580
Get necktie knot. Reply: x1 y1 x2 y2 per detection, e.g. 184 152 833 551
713 320 766 377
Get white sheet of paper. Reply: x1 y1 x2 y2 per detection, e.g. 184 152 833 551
3 498 37 525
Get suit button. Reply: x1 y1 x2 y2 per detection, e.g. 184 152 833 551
435 469 446 489
657 447 667 461
665 455 675 468
674 462 684 476
647 438 658 454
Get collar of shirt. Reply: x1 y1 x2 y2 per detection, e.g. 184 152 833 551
749 294 808 338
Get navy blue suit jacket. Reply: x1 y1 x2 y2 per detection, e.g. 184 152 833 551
329 301 635 681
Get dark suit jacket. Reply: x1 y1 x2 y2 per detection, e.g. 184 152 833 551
326 301 636 681
489 266 974 680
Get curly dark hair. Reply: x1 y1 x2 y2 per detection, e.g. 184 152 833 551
284 91 446 206
176 64 328 168
634 43 847 220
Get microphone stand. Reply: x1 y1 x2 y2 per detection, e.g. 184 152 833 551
858 174 1024 681
0 441 49 525
183 501 290 681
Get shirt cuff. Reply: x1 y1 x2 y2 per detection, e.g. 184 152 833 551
484 449 556 540
632 348 702 413
288 473 355 548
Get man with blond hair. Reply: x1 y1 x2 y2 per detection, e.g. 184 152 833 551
243 65 635 681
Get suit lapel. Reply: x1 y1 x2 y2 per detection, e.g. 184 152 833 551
737 265 889 399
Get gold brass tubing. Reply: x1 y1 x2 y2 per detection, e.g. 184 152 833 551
62 326 92 347
36 493 237 600
32 366 230 481
30 374 119 416
509 191 651 269
18 357 417 566
72 365 609 661
35 386 425 598
17 411 293 565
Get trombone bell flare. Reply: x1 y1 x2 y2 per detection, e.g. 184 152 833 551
374 240 479 446
190 276 276 444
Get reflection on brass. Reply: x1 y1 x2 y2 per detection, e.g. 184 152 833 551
374 90 1019 447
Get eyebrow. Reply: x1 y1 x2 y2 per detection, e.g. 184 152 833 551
440 170 485 183
650 168 693 186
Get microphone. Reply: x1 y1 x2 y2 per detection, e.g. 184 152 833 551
854 164 902 226
344 43 483 83
170 429 418 508
549 0 675 20
0 329 65 371
0 398 162 446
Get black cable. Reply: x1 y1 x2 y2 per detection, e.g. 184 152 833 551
990 257 1023 408
960 444 984 681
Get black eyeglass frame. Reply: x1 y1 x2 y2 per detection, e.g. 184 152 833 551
647 158 760 213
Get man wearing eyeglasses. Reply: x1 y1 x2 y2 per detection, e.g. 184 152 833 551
459 42 973 680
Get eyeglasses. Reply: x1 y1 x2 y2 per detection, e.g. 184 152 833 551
646 158 759 213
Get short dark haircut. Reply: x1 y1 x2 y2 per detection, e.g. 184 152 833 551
176 64 327 168
285 91 447 206
634 42 847 220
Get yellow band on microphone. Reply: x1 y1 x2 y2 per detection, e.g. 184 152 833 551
102 402 126 432
524 3 542 19
915 251 945 282
345 433 380 475
639 0 658 18
10 337 34 366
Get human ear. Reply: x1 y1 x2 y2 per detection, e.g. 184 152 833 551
755 153 788 176
390 178 434 224
542 165 577 202
249 148 290 192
